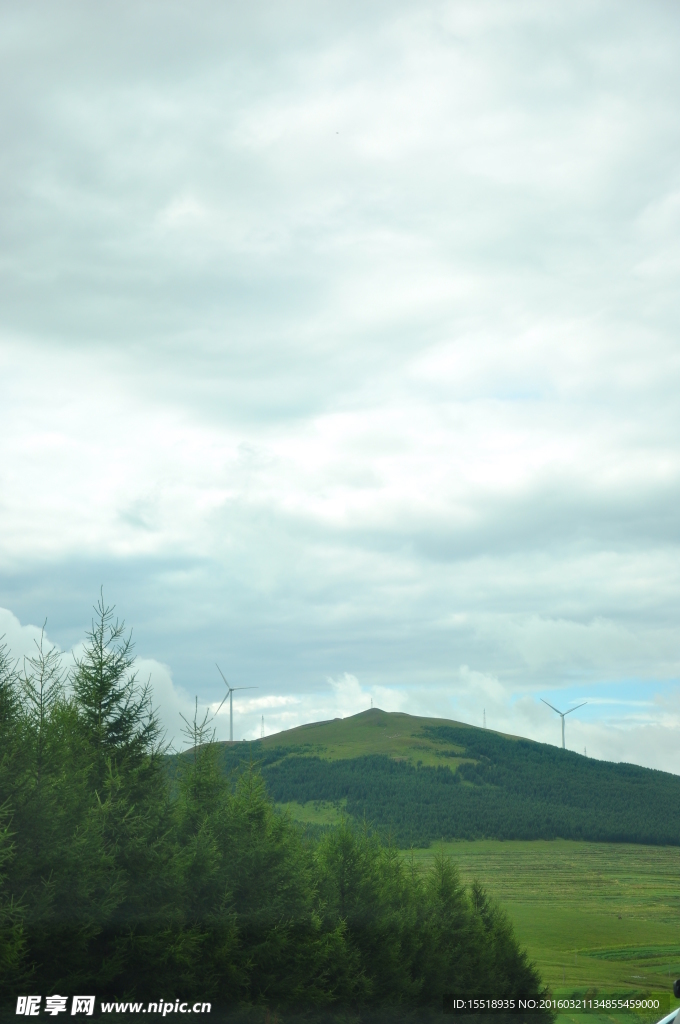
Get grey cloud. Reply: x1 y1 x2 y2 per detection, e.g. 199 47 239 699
2 0 680 773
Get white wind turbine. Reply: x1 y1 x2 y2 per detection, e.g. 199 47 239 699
541 699 587 749
215 664 258 742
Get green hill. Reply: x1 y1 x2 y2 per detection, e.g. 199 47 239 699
211 709 680 847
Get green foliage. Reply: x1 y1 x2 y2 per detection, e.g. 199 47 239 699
238 724 680 847
0 600 548 1020
71 593 162 790
0 636 21 803
0 637 27 994
410 837 680 1000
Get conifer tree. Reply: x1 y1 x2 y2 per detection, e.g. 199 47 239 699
0 810 27 1003
12 627 71 925
0 638 27 1000
71 592 162 793
0 598 551 1019
0 637 20 794
66 595 175 999
20 625 65 793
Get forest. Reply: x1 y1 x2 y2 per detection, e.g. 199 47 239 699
0 599 548 1021
215 726 680 848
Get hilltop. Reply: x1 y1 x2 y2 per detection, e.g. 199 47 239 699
256 707 480 765
211 709 680 847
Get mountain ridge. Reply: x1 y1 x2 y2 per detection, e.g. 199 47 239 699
202 709 680 847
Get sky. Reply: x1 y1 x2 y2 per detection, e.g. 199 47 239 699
1 0 679 769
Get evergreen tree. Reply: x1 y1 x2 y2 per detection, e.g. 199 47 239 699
0 638 27 1000
0 636 20 802
71 593 161 793
316 820 409 1005
68 597 174 998
0 597 551 1020
20 625 65 791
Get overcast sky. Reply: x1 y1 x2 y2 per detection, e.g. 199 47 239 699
1 0 679 769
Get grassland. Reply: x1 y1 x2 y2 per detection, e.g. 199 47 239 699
279 808 680 1017
278 800 680 999
409 838 680 1002
259 708 473 767
220 711 680 1016
277 798 346 826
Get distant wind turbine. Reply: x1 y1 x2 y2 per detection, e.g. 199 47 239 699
541 699 587 749
215 664 258 742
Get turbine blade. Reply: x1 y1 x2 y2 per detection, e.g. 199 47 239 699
215 663 230 688
215 695 228 715
541 698 563 715
231 686 258 691
563 702 587 716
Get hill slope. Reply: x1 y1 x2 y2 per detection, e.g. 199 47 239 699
211 710 680 847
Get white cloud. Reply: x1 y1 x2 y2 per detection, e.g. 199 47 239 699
136 658 196 749
2 603 679 772
0 608 196 749
0 607 50 664
327 673 369 718
1 0 680 776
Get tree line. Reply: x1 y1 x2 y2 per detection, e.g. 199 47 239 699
220 725 680 848
0 598 548 1021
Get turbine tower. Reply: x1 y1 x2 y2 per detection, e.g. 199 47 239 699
541 698 587 749
215 664 257 742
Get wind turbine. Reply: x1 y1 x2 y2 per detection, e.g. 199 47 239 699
215 664 258 742
541 698 587 749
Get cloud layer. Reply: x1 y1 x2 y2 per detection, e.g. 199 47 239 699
1 0 679 771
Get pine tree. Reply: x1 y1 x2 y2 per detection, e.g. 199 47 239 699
0 599 552 1017
66 595 175 998
0 638 28 1001
20 625 65 796
0 636 20 798
71 592 162 792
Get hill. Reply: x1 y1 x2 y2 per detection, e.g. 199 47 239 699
210 710 680 847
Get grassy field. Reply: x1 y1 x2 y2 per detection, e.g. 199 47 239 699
257 712 680 1016
259 708 473 768
409 839 680 1001
277 798 346 826
279 799 680 995
279 801 680 1015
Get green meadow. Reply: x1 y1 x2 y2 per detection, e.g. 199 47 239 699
215 716 680 1019
409 838 680 1000
259 709 469 766
253 712 680 1016
280 805 680 1016
270 822 680 1003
